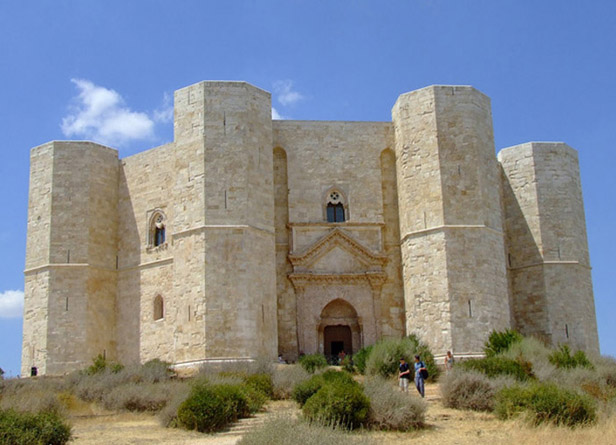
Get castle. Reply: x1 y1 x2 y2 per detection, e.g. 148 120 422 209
22 81 599 376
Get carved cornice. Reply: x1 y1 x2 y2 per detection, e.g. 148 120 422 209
288 271 387 292
288 227 387 269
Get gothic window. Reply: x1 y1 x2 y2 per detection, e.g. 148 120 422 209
325 190 346 222
154 295 164 320
149 211 167 247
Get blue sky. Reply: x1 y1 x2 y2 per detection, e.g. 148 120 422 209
1 1 614 377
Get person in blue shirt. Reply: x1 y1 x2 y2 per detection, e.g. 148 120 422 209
414 355 427 398
398 357 411 392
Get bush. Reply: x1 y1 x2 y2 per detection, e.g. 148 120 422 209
272 365 311 399
363 377 426 430
85 354 124 376
303 380 370 429
177 382 249 432
244 373 273 398
440 370 509 412
159 384 191 427
0 409 71 445
484 329 523 357
495 382 597 427
238 416 377 445
292 370 355 407
102 381 182 412
548 345 594 370
341 356 355 374
292 375 325 406
299 354 328 374
458 356 533 381
241 385 268 414
353 346 373 375
365 336 438 380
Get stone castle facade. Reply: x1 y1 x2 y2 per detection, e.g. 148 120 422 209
22 81 599 375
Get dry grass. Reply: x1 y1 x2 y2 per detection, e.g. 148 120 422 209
363 376 426 430
271 364 311 399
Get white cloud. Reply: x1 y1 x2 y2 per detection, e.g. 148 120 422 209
61 79 155 147
272 107 285 120
273 80 304 106
153 91 174 124
0 290 24 318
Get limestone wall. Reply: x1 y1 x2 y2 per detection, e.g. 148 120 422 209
23 142 119 375
498 143 599 352
273 120 405 353
393 86 511 356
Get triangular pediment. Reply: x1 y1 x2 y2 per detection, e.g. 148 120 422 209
289 228 387 273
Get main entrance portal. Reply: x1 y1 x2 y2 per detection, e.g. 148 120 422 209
324 325 352 356
318 298 362 357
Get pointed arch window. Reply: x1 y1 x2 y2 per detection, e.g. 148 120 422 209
325 190 346 223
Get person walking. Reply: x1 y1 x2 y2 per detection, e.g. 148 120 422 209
444 350 454 373
414 355 427 398
398 357 411 392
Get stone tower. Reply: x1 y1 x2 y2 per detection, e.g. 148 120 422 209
498 142 599 352
22 141 119 375
182 82 278 360
392 86 511 357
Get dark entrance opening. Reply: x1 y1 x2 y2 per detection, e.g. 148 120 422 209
324 325 352 358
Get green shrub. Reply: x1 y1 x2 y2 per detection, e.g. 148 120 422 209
85 354 124 376
440 370 507 411
244 373 273 398
321 369 356 385
484 329 523 357
459 356 533 381
272 365 311 399
299 354 328 374
238 416 377 445
365 336 438 381
363 377 426 430
495 383 596 427
177 382 249 432
353 345 373 375
548 345 594 370
341 356 355 373
0 367 4 380
0 409 71 445
292 370 356 407
292 375 325 406
241 385 268 414
158 383 191 427
303 380 370 429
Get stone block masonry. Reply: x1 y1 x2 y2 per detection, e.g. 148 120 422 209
22 81 599 376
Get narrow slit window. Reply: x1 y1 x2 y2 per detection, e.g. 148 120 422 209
468 300 473 317
154 295 164 321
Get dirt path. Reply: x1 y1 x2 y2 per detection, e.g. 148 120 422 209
69 383 615 445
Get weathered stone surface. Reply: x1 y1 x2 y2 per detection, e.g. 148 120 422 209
22 82 599 376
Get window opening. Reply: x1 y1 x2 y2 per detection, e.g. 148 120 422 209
154 295 164 320
326 190 346 222
154 214 166 246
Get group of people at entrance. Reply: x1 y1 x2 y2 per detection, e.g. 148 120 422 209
399 351 455 397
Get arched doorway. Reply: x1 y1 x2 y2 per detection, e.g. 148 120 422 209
324 325 352 356
318 299 361 359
